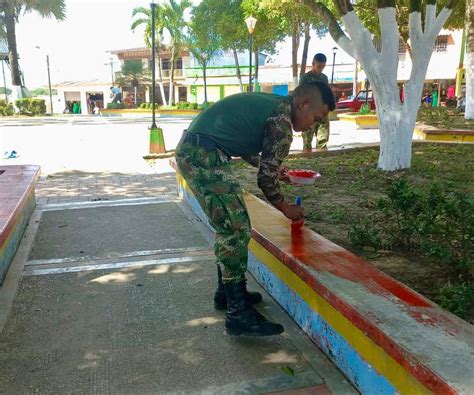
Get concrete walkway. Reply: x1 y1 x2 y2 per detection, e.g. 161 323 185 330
0 170 356 394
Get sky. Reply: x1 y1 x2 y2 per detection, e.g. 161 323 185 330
7 0 150 89
4 0 353 90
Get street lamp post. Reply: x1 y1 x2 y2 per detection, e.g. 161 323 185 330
245 16 257 92
149 0 166 154
35 46 54 115
331 46 338 87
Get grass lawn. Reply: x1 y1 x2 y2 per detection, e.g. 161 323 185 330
233 142 474 323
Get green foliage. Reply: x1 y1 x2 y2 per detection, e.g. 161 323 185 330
0 87 12 95
198 101 215 110
30 87 57 96
439 282 474 320
0 99 14 116
106 102 126 109
15 98 46 115
193 0 248 53
176 101 199 110
354 0 464 51
359 103 371 114
349 218 382 249
350 178 474 275
418 107 456 129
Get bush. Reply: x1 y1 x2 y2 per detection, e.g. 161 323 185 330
439 282 474 320
15 98 46 115
140 103 148 109
0 99 14 116
198 101 214 111
350 178 474 275
106 102 130 109
177 101 189 110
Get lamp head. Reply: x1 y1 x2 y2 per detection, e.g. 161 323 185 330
245 16 257 34
332 46 338 55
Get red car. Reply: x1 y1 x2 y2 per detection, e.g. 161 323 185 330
336 90 376 111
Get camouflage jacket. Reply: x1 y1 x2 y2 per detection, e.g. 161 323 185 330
299 71 329 86
242 100 293 205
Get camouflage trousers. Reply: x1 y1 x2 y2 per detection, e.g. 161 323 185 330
175 141 251 284
302 117 330 150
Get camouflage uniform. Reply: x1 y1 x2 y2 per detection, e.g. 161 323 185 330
175 97 293 284
299 71 330 149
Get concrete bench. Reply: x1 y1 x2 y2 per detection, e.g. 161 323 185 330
171 159 474 394
415 124 474 143
0 165 40 284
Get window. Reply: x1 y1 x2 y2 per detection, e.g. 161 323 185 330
434 36 448 52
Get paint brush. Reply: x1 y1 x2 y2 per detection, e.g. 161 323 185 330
291 196 304 232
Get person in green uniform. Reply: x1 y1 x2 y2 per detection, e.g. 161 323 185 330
299 53 330 150
175 82 335 336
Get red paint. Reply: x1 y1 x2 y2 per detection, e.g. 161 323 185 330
245 195 462 395
287 169 318 178
0 166 40 246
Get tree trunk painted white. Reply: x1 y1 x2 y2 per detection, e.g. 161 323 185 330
336 6 452 170
466 52 474 119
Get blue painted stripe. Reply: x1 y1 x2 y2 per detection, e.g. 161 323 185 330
0 194 36 283
247 251 396 395
178 179 396 394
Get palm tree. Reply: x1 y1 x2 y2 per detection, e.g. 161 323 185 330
1 0 66 100
161 0 191 105
131 6 168 106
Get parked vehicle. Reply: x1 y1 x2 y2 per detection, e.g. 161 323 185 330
336 90 376 111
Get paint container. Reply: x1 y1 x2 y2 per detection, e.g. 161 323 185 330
291 196 304 232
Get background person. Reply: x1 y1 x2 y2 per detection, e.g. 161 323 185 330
299 53 331 151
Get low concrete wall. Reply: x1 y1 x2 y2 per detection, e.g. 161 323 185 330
0 165 40 283
171 159 474 394
415 124 474 143
337 113 379 129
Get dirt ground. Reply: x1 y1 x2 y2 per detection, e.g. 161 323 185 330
233 142 474 323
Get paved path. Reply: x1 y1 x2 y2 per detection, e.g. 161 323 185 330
1 115 384 175
0 171 356 394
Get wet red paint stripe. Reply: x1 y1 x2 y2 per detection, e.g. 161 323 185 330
249 226 458 395
0 166 40 246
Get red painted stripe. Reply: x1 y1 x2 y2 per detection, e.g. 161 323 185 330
251 230 458 395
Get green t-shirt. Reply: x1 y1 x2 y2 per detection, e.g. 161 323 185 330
299 71 329 86
187 93 292 157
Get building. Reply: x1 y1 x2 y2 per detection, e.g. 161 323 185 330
53 28 464 114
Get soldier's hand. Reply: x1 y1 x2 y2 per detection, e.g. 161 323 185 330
275 201 304 221
278 166 294 184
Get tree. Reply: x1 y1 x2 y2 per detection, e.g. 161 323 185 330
131 6 168 106
354 0 465 58
186 6 222 103
0 0 66 100
192 0 248 92
301 0 459 171
242 0 288 90
161 0 191 105
466 0 474 119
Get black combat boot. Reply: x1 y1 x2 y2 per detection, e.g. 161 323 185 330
224 281 284 336
213 265 262 310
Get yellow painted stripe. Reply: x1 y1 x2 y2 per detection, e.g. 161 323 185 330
249 239 431 395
